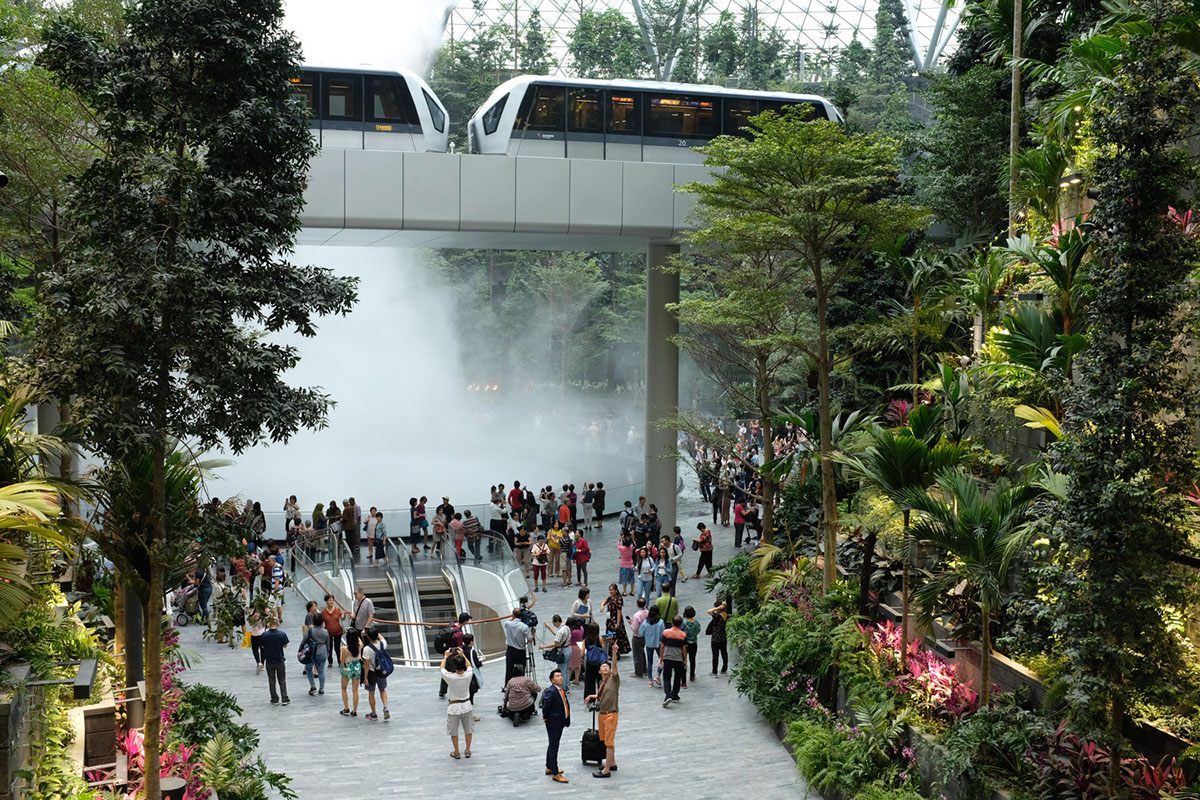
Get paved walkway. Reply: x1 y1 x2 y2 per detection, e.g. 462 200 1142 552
177 491 810 799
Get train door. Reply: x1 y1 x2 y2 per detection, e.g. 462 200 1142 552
511 84 566 157
321 73 363 149
603 92 642 162
566 88 604 159
364 75 417 151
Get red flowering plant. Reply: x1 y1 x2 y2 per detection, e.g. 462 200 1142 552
90 621 211 800
841 620 979 730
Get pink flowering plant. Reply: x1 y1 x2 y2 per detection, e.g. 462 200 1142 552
841 619 979 728
94 621 292 800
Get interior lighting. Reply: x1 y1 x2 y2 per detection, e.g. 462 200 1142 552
1059 172 1083 188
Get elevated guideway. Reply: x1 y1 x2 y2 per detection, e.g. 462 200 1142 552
297 150 710 253
298 151 694 527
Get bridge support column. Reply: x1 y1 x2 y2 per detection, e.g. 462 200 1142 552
644 243 680 530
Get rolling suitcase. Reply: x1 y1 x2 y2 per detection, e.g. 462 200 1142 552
582 706 605 765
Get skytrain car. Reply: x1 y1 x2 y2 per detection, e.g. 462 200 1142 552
290 65 450 153
467 75 840 164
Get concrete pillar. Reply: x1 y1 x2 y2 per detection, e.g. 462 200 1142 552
644 243 680 529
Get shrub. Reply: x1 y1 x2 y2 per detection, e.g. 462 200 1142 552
167 682 259 756
706 551 758 614
938 690 1054 798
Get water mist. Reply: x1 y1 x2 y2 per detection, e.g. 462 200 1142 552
214 248 644 519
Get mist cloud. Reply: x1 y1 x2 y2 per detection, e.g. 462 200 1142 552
282 0 455 75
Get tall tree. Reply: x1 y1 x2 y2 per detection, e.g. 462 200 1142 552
568 9 647 79
35 1 357 796
684 111 927 587
668 247 814 545
631 0 703 81
701 9 739 78
1053 0 1200 782
518 8 552 73
912 65 1011 235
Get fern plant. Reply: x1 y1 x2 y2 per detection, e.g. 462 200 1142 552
199 733 296 800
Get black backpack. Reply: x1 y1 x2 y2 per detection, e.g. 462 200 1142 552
434 625 455 655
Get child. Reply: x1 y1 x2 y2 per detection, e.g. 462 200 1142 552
374 512 388 564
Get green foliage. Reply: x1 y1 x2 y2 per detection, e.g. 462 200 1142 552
726 583 857 724
1051 0 1200 745
199 733 295 800
938 691 1055 797
685 110 927 582
785 697 918 797
704 551 758 615
912 65 1011 235
167 682 259 757
568 9 647 78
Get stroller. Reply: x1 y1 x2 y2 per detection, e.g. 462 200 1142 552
171 583 200 626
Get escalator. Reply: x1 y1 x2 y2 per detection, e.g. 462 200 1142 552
356 570 398 631
415 572 458 658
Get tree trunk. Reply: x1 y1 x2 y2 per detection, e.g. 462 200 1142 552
1109 692 1125 792
756 352 776 544
857 527 878 618
911 301 920 406
1007 0 1024 235
980 597 991 707
113 577 125 683
143 441 167 800
901 508 911 671
816 283 838 589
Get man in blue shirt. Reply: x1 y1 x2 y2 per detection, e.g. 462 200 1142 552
261 618 290 705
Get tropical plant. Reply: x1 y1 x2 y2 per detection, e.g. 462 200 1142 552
1050 1 1200 781
166 682 259 756
837 425 970 655
198 733 296 800
1004 220 1091 339
747 544 819 601
939 689 1056 796
683 110 927 588
959 247 1014 345
902 468 1045 706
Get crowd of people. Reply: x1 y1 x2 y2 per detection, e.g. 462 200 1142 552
680 417 807 549
183 474 740 784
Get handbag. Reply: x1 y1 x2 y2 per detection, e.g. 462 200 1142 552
691 541 699 551
542 646 561 662
241 630 252 648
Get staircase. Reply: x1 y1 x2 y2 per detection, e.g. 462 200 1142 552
416 574 457 658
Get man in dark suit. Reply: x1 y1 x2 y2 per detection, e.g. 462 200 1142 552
541 668 571 783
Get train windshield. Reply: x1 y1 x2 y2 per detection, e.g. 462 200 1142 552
482 94 508 134
423 89 445 132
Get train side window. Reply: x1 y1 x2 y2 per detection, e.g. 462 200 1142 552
423 88 445 132
646 94 716 139
291 72 317 118
606 92 640 135
324 74 360 121
723 98 756 137
760 100 825 121
568 88 601 133
482 93 508 135
526 85 566 131
370 77 417 124
785 101 827 121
